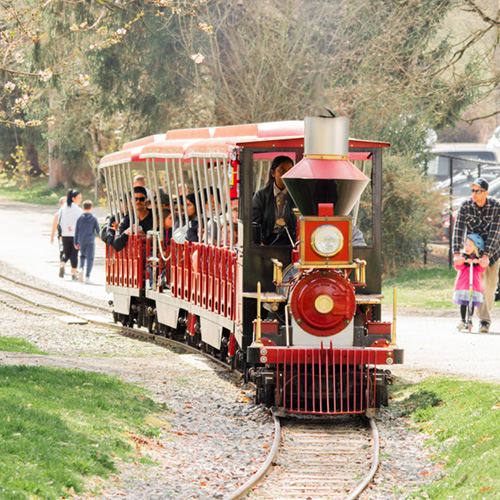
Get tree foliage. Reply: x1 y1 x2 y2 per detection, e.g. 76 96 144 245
0 0 206 186
1 0 500 271
381 155 443 275
183 0 499 153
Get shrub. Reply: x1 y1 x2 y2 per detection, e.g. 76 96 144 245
381 155 441 275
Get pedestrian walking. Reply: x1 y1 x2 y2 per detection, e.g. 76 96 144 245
453 234 486 331
58 189 82 281
452 177 500 333
74 200 100 284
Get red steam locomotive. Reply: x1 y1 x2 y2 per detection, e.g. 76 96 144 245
99 114 403 416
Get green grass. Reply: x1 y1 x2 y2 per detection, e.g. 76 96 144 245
392 377 500 499
0 365 170 500
0 174 100 206
0 336 48 354
382 265 458 310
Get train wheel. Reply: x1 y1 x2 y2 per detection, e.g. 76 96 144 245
147 308 157 334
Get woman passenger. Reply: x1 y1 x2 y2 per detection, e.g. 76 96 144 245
184 193 199 243
163 208 173 240
252 156 296 246
58 189 83 280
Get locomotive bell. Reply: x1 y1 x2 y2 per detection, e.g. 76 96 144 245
282 116 370 216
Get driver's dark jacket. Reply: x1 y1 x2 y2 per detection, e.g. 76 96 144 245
252 183 296 246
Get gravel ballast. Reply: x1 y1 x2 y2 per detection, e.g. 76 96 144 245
0 260 436 499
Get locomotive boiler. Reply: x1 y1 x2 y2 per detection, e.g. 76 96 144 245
99 113 403 417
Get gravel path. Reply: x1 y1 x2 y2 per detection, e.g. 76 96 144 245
0 260 436 499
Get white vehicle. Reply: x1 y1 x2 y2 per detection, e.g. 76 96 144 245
428 143 500 181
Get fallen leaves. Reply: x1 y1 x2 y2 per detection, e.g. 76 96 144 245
479 486 495 493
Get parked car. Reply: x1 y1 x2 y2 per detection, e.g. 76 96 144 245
428 143 500 181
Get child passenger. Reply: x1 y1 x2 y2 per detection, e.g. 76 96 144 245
452 233 486 330
74 200 100 284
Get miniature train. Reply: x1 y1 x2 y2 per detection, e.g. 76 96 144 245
99 114 403 416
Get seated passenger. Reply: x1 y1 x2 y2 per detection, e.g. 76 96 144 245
133 174 151 201
174 193 199 243
100 213 117 246
163 208 173 240
113 186 154 251
185 193 199 242
252 156 296 246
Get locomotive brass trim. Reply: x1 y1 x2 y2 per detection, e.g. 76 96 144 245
252 281 264 347
315 294 334 314
294 263 358 269
304 154 349 160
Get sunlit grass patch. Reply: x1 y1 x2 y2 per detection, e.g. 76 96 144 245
0 175 64 206
0 365 170 500
0 336 47 354
0 175 100 207
382 265 457 310
392 377 500 499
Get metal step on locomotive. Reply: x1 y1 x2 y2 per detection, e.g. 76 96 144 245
99 113 404 417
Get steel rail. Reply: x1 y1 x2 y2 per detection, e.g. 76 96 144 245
0 274 110 314
346 416 380 500
0 278 234 372
223 410 281 500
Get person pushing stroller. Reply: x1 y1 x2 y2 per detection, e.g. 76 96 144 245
453 234 487 332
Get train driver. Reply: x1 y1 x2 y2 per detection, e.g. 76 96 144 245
252 155 297 246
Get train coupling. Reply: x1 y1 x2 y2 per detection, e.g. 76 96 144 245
248 367 275 386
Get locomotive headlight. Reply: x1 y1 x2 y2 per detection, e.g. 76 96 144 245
311 225 343 257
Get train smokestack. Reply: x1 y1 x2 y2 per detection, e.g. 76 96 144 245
282 115 369 216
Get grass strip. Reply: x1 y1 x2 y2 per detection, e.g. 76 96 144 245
0 365 169 500
0 175 99 207
0 336 47 354
382 265 457 310
393 377 500 499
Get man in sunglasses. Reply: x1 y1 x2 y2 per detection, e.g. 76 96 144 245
453 177 500 333
113 186 154 252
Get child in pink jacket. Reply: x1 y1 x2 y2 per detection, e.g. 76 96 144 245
452 233 486 330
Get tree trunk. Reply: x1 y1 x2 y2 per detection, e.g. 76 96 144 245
47 130 63 188
89 115 101 201
24 142 43 176
47 91 63 188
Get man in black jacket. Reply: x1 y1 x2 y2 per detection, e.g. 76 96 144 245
113 186 154 252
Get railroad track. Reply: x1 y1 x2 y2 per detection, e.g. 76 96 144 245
0 273 380 499
0 274 111 320
227 415 379 500
0 273 232 368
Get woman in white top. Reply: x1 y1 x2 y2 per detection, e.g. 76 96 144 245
58 189 82 280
